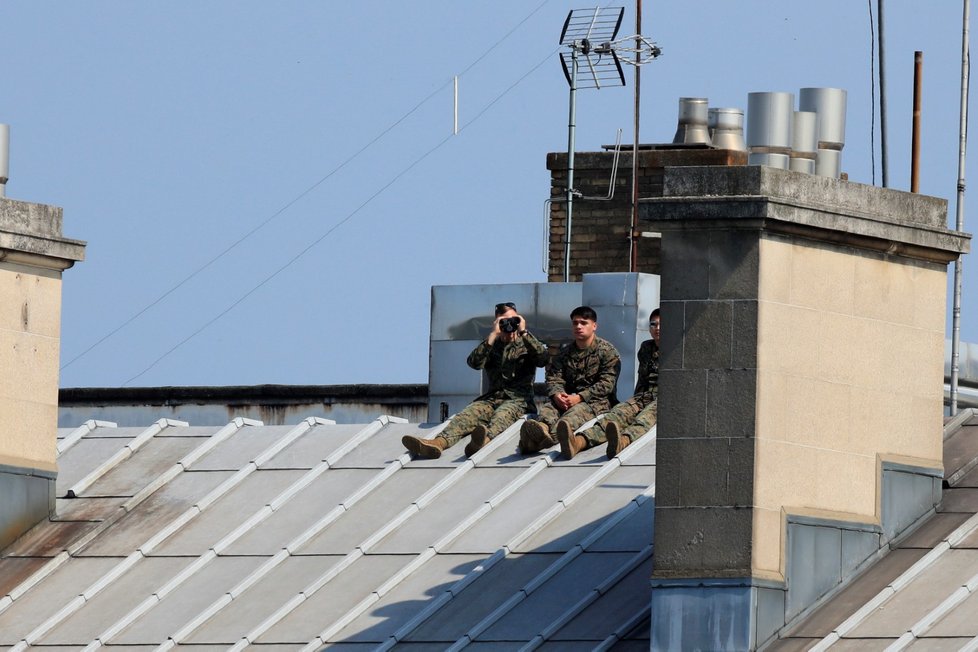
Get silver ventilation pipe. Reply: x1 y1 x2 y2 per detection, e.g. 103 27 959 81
708 108 746 151
672 97 711 145
799 87 847 178
0 124 8 198
790 111 818 174
747 92 793 169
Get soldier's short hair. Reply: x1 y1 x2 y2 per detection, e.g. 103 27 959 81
650 308 660 319
570 305 598 322
494 302 517 316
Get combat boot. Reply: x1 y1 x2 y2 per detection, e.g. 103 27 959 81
402 435 449 459
464 425 489 457
519 420 554 454
605 421 632 459
557 420 587 460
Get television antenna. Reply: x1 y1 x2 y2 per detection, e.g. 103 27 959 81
558 6 661 281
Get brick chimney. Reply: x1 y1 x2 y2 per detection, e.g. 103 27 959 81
642 165 970 650
0 197 85 548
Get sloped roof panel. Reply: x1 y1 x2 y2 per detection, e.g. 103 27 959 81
0 416 657 650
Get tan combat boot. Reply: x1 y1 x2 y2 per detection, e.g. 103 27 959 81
556 420 587 460
519 420 554 454
605 421 632 460
464 425 489 457
402 435 449 459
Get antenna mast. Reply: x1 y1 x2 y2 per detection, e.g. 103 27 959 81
557 7 661 282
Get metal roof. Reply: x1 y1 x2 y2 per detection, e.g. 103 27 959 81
771 409 978 651
0 414 655 650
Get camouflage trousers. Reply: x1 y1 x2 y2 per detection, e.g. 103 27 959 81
582 398 657 447
440 397 531 446
535 400 601 435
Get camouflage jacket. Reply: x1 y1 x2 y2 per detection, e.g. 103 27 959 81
467 332 549 402
546 336 621 408
631 338 660 408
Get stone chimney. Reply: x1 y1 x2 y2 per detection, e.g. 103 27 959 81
642 165 970 650
0 197 85 549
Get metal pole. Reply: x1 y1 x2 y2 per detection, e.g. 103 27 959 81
951 0 971 415
564 48 578 283
911 52 922 192
878 0 889 187
630 0 642 272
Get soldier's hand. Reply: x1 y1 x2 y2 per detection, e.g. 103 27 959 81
517 314 527 334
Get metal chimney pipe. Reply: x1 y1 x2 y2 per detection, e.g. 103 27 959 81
747 91 793 169
790 111 818 174
911 51 923 193
799 87 847 178
673 97 711 145
708 108 747 151
0 124 8 198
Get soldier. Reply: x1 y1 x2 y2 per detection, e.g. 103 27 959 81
402 301 548 459
565 308 660 460
520 305 621 459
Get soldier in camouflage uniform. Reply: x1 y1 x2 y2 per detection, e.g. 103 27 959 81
571 308 660 460
520 306 621 459
402 302 549 459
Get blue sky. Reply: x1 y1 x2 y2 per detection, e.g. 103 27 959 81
1 1 974 387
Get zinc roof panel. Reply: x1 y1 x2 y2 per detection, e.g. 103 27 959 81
78 470 235 557
0 557 118 644
53 496 127 523
148 469 307 557
111 555 265 645
849 549 978 638
444 467 597 554
370 467 525 554
261 424 373 470
512 465 654 553
37 556 189 646
405 552 562 642
190 425 296 471
925 585 978 636
222 468 380 556
551 554 654 640
298 468 453 555
256 554 410 644
477 551 634 642
333 423 440 469
54 436 134 494
331 553 485 642
185 555 344 645
83 436 202 498
0 520 99 558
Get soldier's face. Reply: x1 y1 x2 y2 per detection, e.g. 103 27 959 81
571 317 597 345
650 317 660 345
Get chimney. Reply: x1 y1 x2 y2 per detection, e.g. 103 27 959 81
0 147 86 548
642 166 969 650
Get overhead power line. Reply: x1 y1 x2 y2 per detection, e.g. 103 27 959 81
62 0 553 375
120 12 560 385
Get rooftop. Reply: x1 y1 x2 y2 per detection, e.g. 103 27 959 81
0 414 655 650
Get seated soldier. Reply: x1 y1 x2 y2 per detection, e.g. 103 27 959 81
564 308 660 460
519 305 621 459
402 301 548 459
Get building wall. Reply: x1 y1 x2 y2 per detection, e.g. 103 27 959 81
753 235 947 580
0 262 63 473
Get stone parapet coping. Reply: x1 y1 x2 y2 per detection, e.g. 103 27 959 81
640 166 970 264
0 197 86 268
